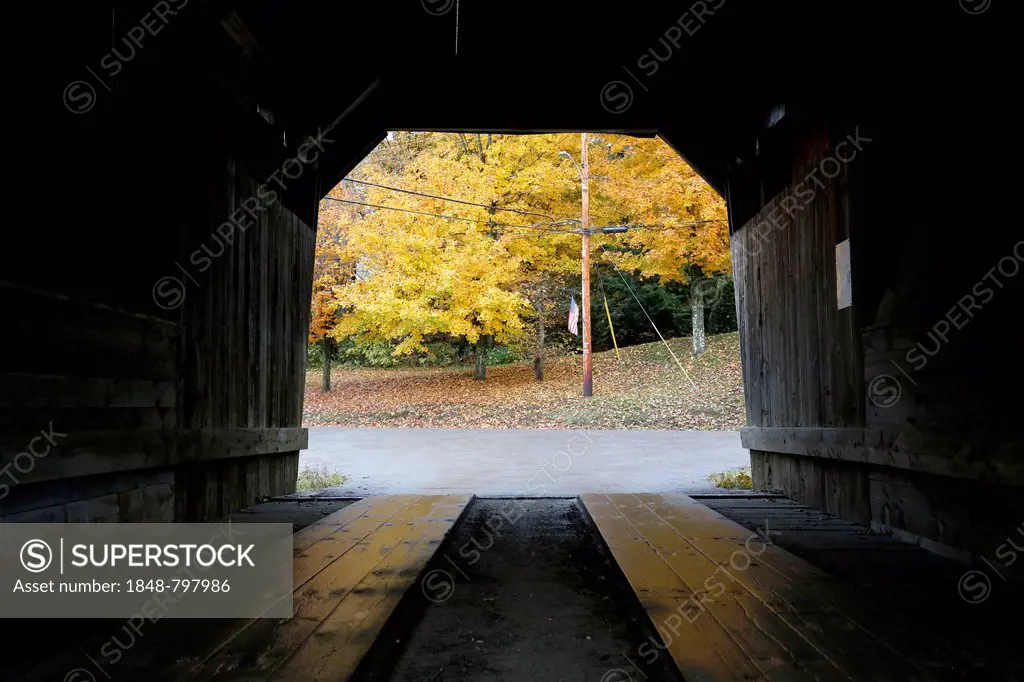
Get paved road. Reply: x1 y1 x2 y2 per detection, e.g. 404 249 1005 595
299 427 748 496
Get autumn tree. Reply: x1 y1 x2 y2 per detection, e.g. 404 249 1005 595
585 135 730 356
309 183 360 391
317 132 730 381
328 133 584 381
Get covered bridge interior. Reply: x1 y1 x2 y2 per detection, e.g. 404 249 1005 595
5 0 1021 678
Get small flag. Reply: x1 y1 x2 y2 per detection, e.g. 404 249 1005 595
568 295 580 336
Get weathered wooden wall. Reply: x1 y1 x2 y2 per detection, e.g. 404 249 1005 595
175 157 314 521
730 144 863 430
733 113 1024 563
730 126 869 526
0 286 180 521
0 151 313 522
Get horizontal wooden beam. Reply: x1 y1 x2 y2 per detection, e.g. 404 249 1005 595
741 427 1024 488
0 374 175 408
178 428 308 462
0 280 178 329
0 428 307 486
2 283 178 381
0 469 175 518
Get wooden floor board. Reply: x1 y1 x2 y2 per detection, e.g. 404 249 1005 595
273 496 472 681
583 494 768 681
293 495 420 554
185 495 472 681
641 493 939 680
617 495 839 682
291 498 375 552
583 493 939 682
293 496 427 587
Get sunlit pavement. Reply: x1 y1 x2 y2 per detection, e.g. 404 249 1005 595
298 427 747 496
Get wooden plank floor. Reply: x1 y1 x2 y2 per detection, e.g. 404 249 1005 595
700 496 1024 680
580 493 946 682
184 494 473 681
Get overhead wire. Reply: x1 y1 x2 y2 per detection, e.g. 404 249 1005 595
341 178 563 222
321 196 573 233
326 181 723 236
597 243 699 391
625 220 727 231
502 227 583 240
496 219 727 241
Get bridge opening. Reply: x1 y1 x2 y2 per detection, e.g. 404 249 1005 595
7 0 1020 678
297 130 747 499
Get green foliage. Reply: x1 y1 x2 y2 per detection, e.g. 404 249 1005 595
706 466 753 490
485 345 522 366
306 342 326 369
323 338 465 368
311 268 736 368
420 341 460 366
588 269 737 352
338 340 404 367
702 276 738 334
296 465 348 492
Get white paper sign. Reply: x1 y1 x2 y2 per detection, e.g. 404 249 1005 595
836 239 852 309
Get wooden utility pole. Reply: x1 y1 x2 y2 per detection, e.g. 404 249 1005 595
580 132 593 397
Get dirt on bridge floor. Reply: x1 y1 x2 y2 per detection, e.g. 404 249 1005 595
351 498 684 682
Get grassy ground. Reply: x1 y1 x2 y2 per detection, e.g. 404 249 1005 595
706 465 754 489
303 332 745 430
295 465 348 491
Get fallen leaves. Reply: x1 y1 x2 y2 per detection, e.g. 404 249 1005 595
302 333 746 431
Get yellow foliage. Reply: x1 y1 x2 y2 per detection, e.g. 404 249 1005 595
314 132 729 353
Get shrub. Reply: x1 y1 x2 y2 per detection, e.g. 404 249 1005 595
335 340 402 367
296 465 348 492
421 341 459 366
706 466 753 490
486 345 522 366
306 341 325 369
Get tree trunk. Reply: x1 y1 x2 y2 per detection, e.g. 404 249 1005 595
692 278 707 357
321 337 331 392
534 294 545 381
474 338 487 381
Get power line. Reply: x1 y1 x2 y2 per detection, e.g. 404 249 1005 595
342 178 565 222
502 228 582 241
500 219 728 240
597 243 698 391
327 186 723 235
321 195 573 232
499 220 723 241
626 220 728 231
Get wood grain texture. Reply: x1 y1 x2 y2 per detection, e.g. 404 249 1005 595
174 158 316 520
742 427 1024 487
730 148 862 431
0 156 316 522
0 428 307 483
582 493 945 681
182 494 473 682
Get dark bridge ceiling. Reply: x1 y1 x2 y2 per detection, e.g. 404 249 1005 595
46 0 1006 209
12 0 1008 312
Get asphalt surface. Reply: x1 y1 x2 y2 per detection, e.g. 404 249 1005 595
299 427 748 496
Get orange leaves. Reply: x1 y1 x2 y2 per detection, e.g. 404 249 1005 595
302 333 746 430
313 132 732 352
590 134 730 282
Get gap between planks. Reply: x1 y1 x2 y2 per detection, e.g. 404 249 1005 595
181 494 472 681
581 493 941 682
